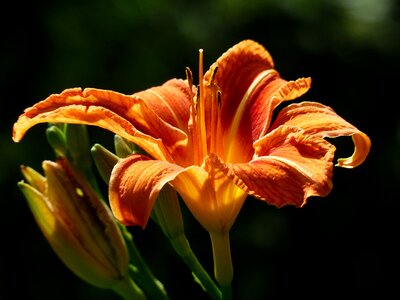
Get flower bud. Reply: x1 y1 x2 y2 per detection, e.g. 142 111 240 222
91 144 119 183
65 124 92 170
114 135 146 158
152 185 190 257
46 124 67 158
18 158 130 289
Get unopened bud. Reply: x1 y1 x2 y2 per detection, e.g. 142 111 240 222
114 135 146 158
91 144 119 183
18 159 130 289
46 124 67 158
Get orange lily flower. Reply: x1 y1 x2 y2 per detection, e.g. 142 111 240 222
13 40 370 237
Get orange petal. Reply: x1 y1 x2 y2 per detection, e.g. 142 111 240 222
135 79 192 133
110 153 247 233
204 39 275 121
13 85 189 163
203 40 311 162
220 126 335 207
109 154 184 228
203 40 273 161
224 76 312 162
269 101 371 168
336 132 371 168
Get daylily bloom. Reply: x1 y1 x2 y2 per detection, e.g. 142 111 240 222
13 40 371 238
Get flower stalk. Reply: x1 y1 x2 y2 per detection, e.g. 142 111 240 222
111 276 147 300
153 185 222 300
210 232 233 300
121 227 170 300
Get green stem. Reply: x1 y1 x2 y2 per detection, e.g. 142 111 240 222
112 275 147 300
121 226 169 300
151 186 221 299
170 235 222 300
210 232 233 300
220 285 233 300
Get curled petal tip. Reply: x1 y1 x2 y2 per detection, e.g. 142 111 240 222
336 132 371 168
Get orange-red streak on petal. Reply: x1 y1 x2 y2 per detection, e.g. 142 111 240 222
203 40 276 162
203 40 312 163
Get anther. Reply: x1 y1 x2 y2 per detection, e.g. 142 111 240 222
185 67 193 95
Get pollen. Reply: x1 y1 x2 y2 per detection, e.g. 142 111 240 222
76 187 84 197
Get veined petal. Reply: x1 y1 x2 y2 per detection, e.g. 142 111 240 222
256 77 312 138
224 76 311 163
204 40 274 132
13 86 189 164
203 40 311 162
109 154 184 228
269 101 371 168
134 79 192 133
218 126 335 207
203 40 274 162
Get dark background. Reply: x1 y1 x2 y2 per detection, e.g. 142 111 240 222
1 0 399 299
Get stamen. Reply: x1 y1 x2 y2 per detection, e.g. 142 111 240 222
217 90 221 108
209 66 218 83
208 66 221 155
185 67 194 98
186 67 199 164
216 90 222 155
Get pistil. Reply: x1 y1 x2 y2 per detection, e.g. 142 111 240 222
186 67 201 165
197 49 208 164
